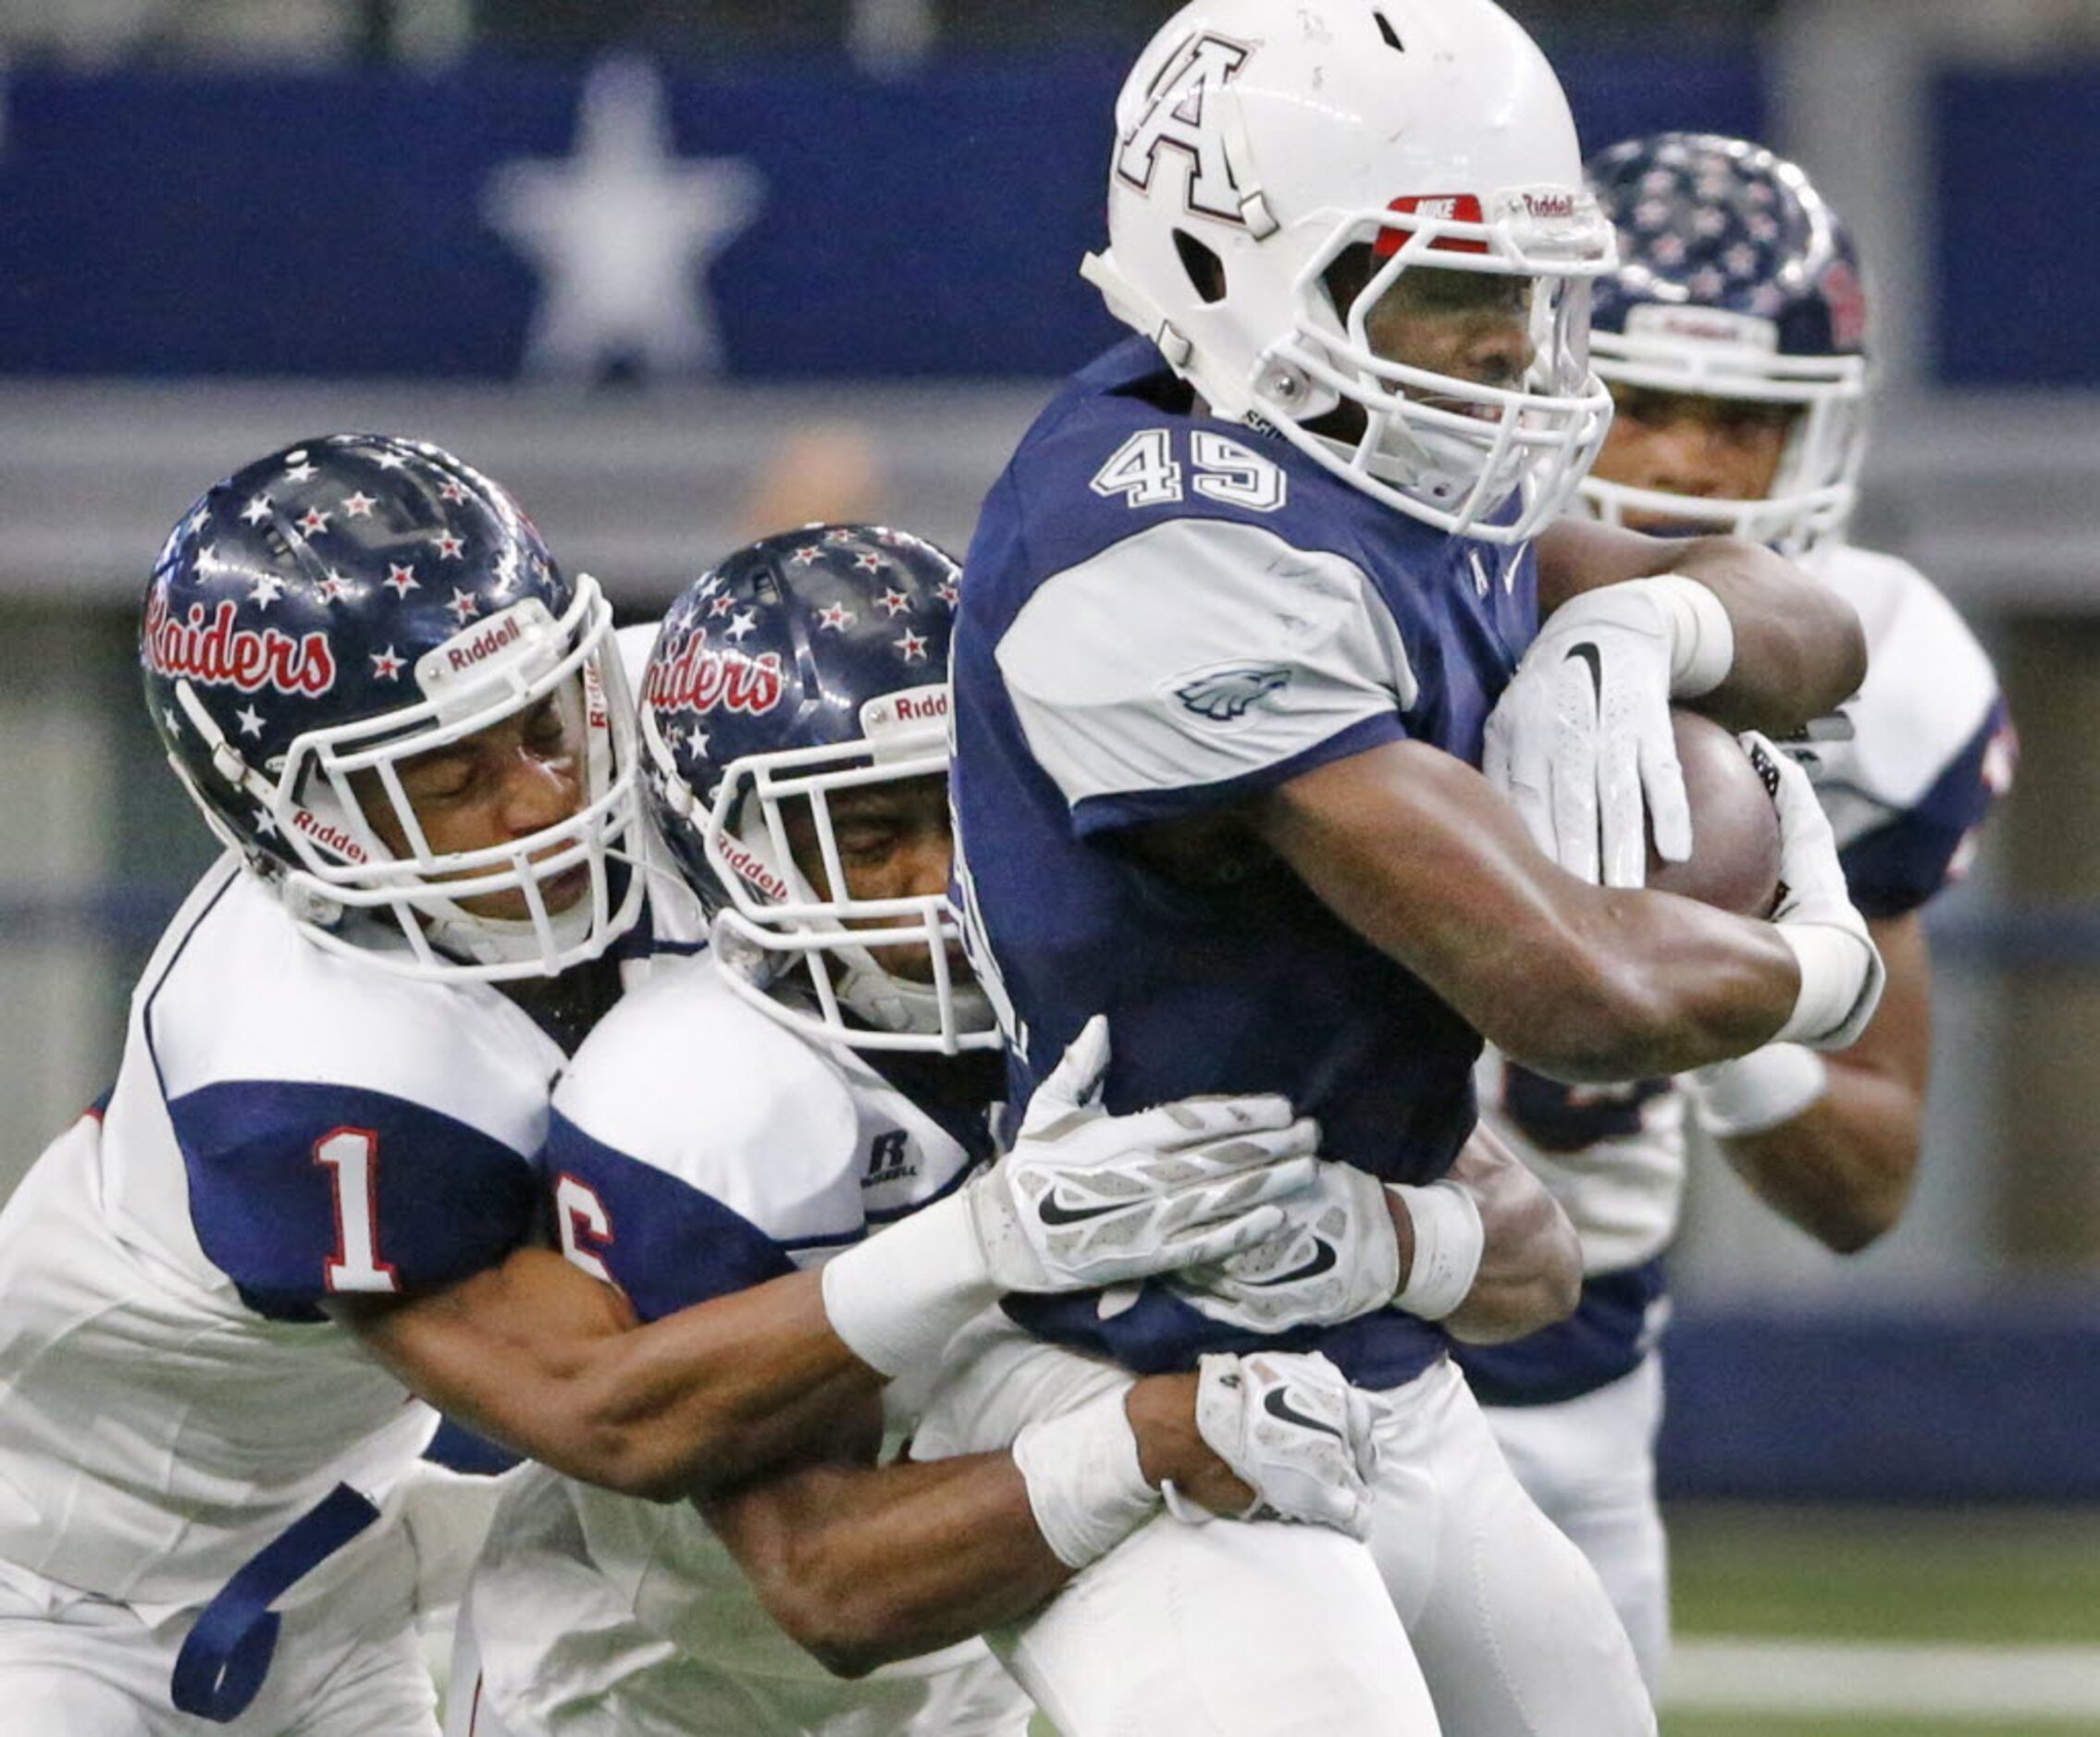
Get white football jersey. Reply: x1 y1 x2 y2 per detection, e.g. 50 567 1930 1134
0 853 691 1611
1479 540 2010 1275
465 957 1029 1736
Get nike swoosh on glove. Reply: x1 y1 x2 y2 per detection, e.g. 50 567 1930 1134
1485 578 1698 888
1167 1161 1400 1333
968 1016 1322 1293
1177 1351 1380 1540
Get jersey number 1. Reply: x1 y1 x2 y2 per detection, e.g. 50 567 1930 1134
315 1127 401 1294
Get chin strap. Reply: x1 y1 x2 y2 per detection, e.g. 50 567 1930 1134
419 894 599 971
829 941 992 1040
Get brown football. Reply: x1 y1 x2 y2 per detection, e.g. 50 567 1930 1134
1646 710 1783 918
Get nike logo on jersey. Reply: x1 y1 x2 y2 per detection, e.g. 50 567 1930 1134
1565 641 1604 707
1036 1191 1129 1226
1240 1238 1338 1287
1262 1385 1345 1442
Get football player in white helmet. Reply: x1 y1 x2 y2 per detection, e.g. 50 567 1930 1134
944 5 1888 1734
1081 0 1615 544
1464 132 2016 1691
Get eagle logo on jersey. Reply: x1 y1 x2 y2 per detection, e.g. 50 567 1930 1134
1114 31 1254 223
1173 662 1293 722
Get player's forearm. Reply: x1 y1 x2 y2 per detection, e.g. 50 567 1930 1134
1651 537 1865 733
704 1373 1251 1678
340 1252 880 1500
1257 744 1801 1080
703 1452 1072 1678
1432 1126 1581 1344
1716 1064 1922 1253
1535 522 1865 733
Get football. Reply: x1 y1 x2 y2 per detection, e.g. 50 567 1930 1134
1647 710 1784 918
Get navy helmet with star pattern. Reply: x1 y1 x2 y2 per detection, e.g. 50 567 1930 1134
1581 132 1871 556
639 523 994 1053
141 434 645 980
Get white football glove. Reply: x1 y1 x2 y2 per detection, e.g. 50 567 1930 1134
969 1016 1322 1294
1167 1162 1399 1333
1178 1351 1380 1540
1484 579 1697 889
1745 733 1887 1050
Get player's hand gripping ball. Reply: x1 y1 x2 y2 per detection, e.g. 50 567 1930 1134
1645 711 1783 918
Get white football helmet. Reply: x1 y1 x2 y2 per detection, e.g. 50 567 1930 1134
1082 0 1616 543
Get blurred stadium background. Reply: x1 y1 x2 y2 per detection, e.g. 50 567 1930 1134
2 1 2095 1728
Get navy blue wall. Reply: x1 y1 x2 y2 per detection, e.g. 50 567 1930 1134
0 53 1759 380
1659 1301 2100 1504
1934 67 2097 386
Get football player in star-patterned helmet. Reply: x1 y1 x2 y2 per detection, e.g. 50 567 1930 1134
140 433 645 979
1580 132 1871 558
640 522 995 1053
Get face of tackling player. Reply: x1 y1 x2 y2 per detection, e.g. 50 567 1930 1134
353 683 593 924
779 773 965 987
1588 385 1796 526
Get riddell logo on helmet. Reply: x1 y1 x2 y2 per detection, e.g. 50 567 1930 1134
1626 304 1779 351
444 613 524 673
863 684 949 740
644 634 786 717
890 690 948 724
290 807 368 863
717 837 789 901
142 592 337 696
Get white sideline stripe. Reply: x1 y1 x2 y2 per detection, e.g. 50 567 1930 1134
1666 1636 2100 1720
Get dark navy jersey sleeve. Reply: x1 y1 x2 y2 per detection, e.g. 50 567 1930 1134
168 1080 539 1321
542 1110 797 1324
1839 698 2013 919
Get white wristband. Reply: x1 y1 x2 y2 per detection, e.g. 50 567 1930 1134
1386 1180 1485 1322
1642 573 1736 699
1688 1043 1831 1139
1010 1386 1158 1570
1772 924 1879 1049
820 1192 997 1380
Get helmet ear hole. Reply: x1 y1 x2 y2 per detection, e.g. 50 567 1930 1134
1173 229 1228 305
1373 10 1406 52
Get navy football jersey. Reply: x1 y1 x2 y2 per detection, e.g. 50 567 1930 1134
951 339 1538 1387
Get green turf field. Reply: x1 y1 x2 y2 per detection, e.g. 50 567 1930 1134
1669 1501 2100 1647
1666 1503 2100 1732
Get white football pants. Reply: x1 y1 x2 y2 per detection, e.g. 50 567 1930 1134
0 1522 438 1737
1483 1354 1670 1694
913 1319 1655 1737
446 1465 1033 1737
